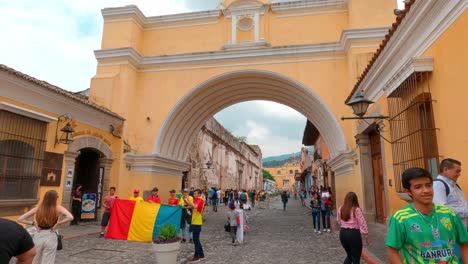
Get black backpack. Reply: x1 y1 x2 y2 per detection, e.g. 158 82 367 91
434 179 461 196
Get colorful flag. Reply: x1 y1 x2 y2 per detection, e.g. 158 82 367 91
105 199 182 242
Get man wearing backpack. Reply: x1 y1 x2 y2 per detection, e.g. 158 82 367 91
433 158 468 228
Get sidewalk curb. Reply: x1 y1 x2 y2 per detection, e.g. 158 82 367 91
64 231 100 240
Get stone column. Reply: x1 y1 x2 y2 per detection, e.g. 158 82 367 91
231 15 237 44
254 13 260 41
356 134 377 222
97 157 114 221
61 151 79 212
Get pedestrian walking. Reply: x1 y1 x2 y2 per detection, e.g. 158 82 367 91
18 190 74 264
386 167 468 263
249 190 256 208
227 202 239 244
100 186 117 238
321 192 332 233
235 203 245 244
0 218 36 264
337 192 369 264
184 189 206 262
307 193 322 234
70 184 82 225
281 191 288 211
179 188 193 243
210 187 218 212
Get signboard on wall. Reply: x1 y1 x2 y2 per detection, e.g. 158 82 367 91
81 193 97 219
40 152 63 186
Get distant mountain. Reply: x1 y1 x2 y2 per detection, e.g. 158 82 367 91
262 147 313 167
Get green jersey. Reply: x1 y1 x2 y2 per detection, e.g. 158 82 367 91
386 203 468 263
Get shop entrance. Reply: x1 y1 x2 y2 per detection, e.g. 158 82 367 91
74 148 102 220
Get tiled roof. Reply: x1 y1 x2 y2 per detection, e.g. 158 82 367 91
0 64 125 120
345 0 415 103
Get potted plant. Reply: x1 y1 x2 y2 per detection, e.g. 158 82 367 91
152 224 181 264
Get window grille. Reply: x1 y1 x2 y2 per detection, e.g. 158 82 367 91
388 72 440 192
0 111 47 200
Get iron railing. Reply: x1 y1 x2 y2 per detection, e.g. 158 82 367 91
388 72 440 192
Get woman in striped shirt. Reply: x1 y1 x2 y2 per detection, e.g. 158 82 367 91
337 192 370 264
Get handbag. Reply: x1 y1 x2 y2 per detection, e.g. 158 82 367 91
56 233 63 250
224 221 230 232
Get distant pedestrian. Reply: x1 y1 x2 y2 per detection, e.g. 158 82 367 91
0 218 36 264
210 187 218 212
100 187 117 238
249 190 256 208
281 191 288 211
70 184 82 225
147 187 161 203
168 189 179 206
386 168 468 263
184 189 205 262
321 192 332 233
227 202 239 244
337 192 369 264
18 190 74 264
307 193 322 234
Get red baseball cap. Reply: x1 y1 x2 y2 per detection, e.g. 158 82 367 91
133 189 140 193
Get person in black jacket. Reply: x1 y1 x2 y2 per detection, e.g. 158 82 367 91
281 191 289 211
0 218 36 264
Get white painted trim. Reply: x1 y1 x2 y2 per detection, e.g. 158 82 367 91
327 150 358 177
0 73 124 131
271 0 347 13
102 5 221 27
223 40 269 49
232 15 237 44
352 0 467 102
384 57 434 95
94 27 388 67
124 154 190 176
0 101 57 122
275 9 347 18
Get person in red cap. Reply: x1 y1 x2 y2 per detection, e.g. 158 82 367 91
129 189 143 202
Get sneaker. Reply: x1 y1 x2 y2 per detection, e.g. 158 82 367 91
327 229 331 233
99 232 104 238
318 231 322 234
189 257 200 262
314 229 317 233
189 238 193 243
198 257 206 262
182 238 186 243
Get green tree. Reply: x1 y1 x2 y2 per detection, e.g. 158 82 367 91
262 169 276 182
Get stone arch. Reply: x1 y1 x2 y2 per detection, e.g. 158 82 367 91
154 70 349 164
68 136 112 158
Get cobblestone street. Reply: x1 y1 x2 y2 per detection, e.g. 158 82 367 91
55 197 352 264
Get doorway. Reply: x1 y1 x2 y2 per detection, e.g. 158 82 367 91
369 131 386 224
74 148 101 220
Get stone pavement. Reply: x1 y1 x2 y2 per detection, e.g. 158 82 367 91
53 197 388 263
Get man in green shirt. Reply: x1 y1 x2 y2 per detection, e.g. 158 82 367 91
386 167 468 263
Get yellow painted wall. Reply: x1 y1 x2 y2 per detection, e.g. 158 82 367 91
127 173 182 204
264 163 300 190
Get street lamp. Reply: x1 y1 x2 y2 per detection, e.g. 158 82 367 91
55 114 75 147
341 91 391 143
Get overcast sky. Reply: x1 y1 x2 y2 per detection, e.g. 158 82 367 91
0 0 403 158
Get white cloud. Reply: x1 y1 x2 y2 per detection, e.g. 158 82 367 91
255 101 304 120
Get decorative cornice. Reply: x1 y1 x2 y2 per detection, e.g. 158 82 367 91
94 27 388 67
350 0 467 102
271 0 347 13
223 40 270 50
124 154 190 176
222 0 269 18
383 57 433 95
102 5 221 28
0 101 56 122
327 150 357 177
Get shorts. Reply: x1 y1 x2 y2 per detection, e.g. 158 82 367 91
101 212 111 227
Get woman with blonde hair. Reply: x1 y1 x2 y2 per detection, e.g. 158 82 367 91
18 190 73 264
337 192 369 264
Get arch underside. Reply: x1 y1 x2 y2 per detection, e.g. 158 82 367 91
154 70 348 163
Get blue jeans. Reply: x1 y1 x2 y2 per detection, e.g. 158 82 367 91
312 210 321 230
191 225 204 258
321 209 331 229
181 219 192 239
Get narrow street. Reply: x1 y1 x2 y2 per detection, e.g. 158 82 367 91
55 197 349 264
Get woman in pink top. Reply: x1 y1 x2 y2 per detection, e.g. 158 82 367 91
337 192 370 264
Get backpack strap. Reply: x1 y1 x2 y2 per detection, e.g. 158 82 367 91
433 178 462 196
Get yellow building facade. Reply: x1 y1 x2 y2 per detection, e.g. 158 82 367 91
345 0 467 223
264 162 301 190
90 0 397 216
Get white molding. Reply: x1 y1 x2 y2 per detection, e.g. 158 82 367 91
327 149 358 177
352 0 467 102
276 9 347 18
124 154 190 176
0 101 56 122
94 27 388 67
102 5 221 28
384 57 434 95
271 0 347 13
223 40 269 49
222 0 269 18
0 73 124 131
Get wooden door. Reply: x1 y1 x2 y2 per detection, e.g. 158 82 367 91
370 131 386 224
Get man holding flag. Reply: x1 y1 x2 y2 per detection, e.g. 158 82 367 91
184 189 205 262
